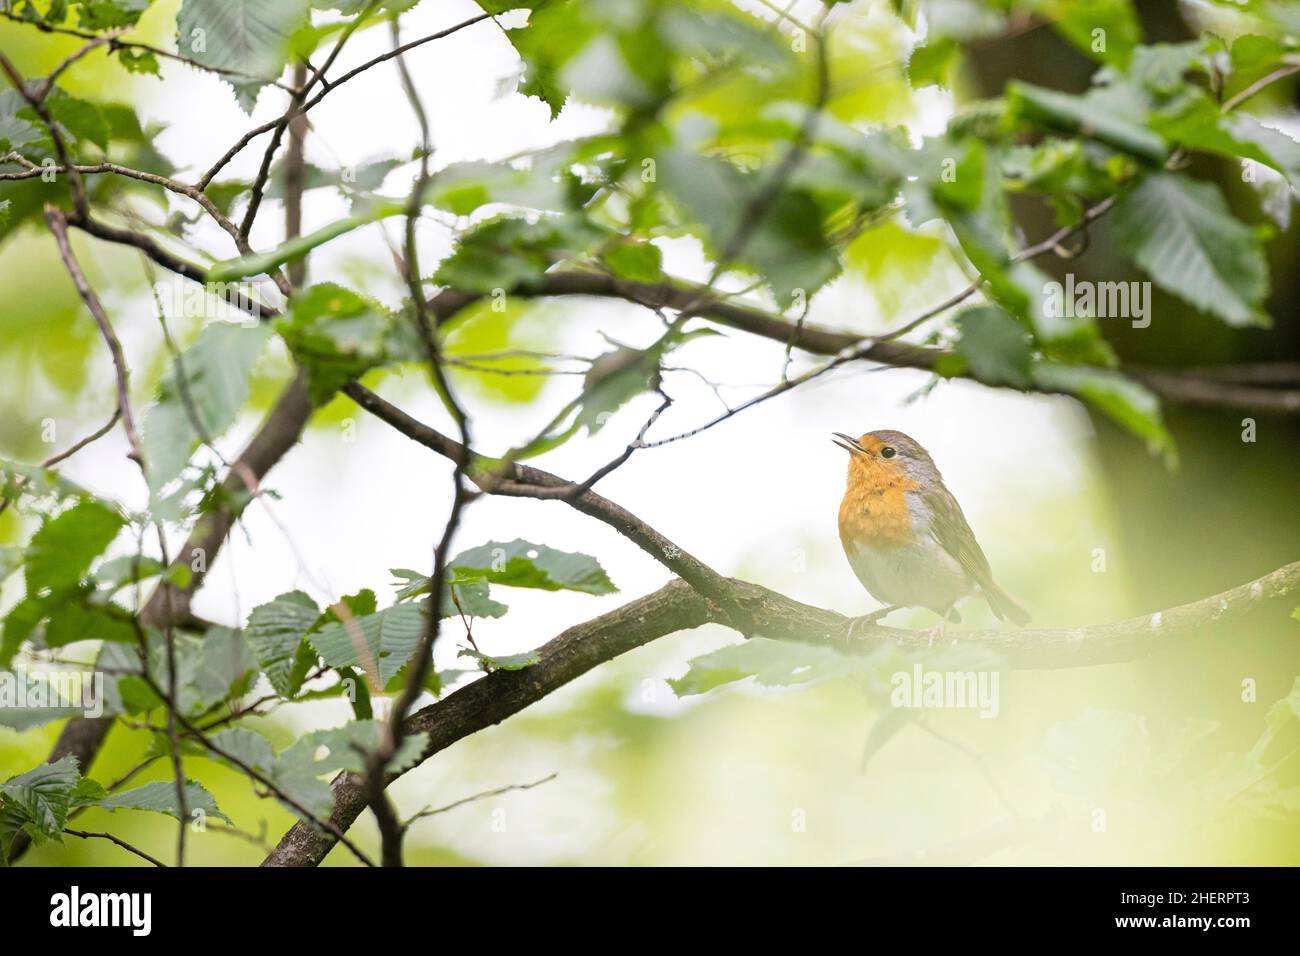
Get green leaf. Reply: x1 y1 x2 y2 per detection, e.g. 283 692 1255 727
1007 82 1168 163
277 283 395 405
40 89 111 152
1043 0 1141 67
93 554 166 591
502 1 591 118
212 722 427 820
1032 362 1176 465
1155 96 1300 187
424 157 571 217
1127 41 1210 93
952 305 1033 388
82 780 231 823
142 322 272 495
76 0 150 31
600 241 663 283
444 579 510 620
190 626 257 711
432 215 606 293
529 324 712 447
1225 34 1290 102
389 570 510 619
1111 172 1269 327
310 600 427 685
245 591 320 697
175 0 311 112
0 91 41 153
210 726 276 769
24 498 124 596
575 344 661 436
669 638 869 697
656 148 841 307
459 646 539 672
0 755 79 843
1 458 97 507
449 539 617 595
117 48 161 76
907 36 959 88
44 601 138 647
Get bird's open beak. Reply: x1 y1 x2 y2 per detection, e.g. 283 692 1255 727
831 432 866 456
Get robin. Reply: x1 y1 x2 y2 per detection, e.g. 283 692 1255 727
833 429 1029 637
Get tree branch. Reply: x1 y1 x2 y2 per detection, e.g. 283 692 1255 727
449 271 1300 414
262 559 1300 866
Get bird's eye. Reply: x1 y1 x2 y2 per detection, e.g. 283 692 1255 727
880 446 897 459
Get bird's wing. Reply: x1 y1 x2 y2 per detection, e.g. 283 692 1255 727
919 482 996 591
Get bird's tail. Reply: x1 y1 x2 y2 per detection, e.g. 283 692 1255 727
984 582 1030 626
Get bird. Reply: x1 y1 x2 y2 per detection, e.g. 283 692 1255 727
833 429 1029 638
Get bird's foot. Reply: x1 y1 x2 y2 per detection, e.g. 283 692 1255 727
843 606 899 649
924 614 950 648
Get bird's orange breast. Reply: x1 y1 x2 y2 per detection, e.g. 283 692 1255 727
838 469 918 550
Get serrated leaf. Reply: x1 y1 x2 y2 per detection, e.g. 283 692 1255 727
212 722 426 820
389 570 509 619
1112 172 1269 327
1007 82 1167 163
190 626 257 710
1158 100 1300 187
210 726 276 769
76 0 150 31
245 591 320 697
82 780 231 824
0 755 79 843
175 0 311 112
277 283 395 405
310 601 427 684
450 539 617 595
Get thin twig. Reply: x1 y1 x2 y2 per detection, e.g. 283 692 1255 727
64 828 167 867
200 11 493 188
44 207 145 466
402 773 558 831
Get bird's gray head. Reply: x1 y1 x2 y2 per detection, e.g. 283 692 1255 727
830 429 942 482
